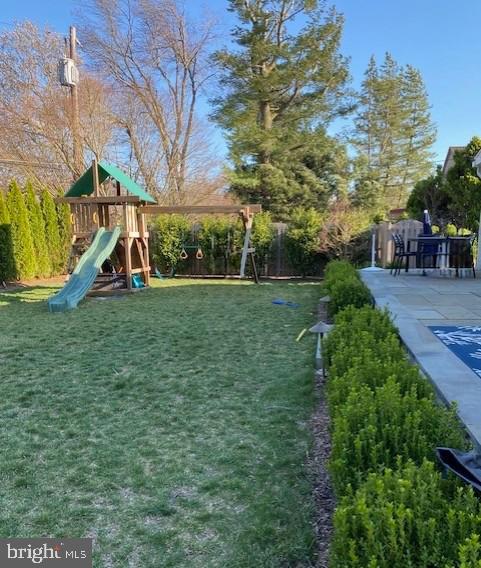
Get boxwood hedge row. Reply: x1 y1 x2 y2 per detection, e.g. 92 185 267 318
323 260 481 567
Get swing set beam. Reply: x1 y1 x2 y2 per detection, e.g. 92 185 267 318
138 205 262 215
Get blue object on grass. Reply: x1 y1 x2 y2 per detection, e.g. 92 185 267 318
272 298 300 308
429 325 481 378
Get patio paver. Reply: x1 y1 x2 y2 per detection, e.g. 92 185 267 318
361 270 481 450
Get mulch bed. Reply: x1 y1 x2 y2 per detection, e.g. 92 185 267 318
308 299 335 567
310 369 334 567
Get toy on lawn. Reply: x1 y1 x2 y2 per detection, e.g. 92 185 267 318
47 159 261 312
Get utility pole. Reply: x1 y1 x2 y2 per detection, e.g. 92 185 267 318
69 26 82 179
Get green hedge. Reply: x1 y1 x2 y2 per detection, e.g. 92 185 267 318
330 377 464 494
323 260 372 317
324 259 357 288
0 183 69 282
323 260 477 567
149 212 275 276
331 460 481 567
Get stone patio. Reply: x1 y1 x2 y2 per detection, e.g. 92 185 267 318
361 269 481 449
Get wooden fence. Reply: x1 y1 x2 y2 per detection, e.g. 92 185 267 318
376 220 423 267
174 222 323 278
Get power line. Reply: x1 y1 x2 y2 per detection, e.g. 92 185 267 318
0 158 65 169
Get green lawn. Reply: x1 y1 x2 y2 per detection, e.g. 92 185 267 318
0 279 318 567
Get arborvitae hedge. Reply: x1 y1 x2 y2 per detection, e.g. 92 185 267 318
56 201 72 273
0 223 16 282
0 182 72 282
6 181 37 279
41 190 62 274
0 192 15 282
25 183 51 278
0 190 9 224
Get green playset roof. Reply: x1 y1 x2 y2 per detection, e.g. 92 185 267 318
65 161 156 203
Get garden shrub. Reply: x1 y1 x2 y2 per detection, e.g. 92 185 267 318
0 192 15 282
150 214 190 274
198 216 242 274
251 211 275 264
41 190 63 274
57 201 72 273
324 263 478 566
7 181 37 279
0 224 16 282
0 191 9 224
25 183 51 278
330 377 466 494
331 460 481 568
323 259 358 291
327 277 372 317
446 223 457 236
453 534 481 567
327 345 432 410
324 306 396 363
285 207 323 277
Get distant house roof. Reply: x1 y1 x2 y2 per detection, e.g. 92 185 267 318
65 161 156 203
442 146 465 175
388 208 406 221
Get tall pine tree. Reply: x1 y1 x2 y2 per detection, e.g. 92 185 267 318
41 190 62 274
212 0 352 219
25 182 51 277
352 54 436 212
6 181 37 279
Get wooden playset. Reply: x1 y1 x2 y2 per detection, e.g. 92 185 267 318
48 160 261 311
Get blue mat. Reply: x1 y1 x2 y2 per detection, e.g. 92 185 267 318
429 325 481 378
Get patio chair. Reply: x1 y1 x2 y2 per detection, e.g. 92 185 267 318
416 236 446 274
391 233 417 276
448 235 476 278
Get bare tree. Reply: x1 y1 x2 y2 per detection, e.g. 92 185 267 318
77 0 218 203
0 22 71 188
0 22 118 190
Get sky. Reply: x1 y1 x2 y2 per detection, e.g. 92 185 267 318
1 0 480 167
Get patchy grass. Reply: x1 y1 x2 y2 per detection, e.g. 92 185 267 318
0 279 318 567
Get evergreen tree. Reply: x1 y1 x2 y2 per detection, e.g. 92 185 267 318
0 191 16 282
406 166 450 224
444 137 481 231
352 54 436 212
212 0 352 219
398 65 436 204
41 190 62 274
0 190 9 224
25 182 51 277
6 181 37 279
57 202 72 273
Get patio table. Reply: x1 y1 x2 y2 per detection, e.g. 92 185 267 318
407 236 447 270
407 236 472 272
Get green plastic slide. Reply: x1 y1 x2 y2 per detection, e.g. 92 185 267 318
47 227 121 313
